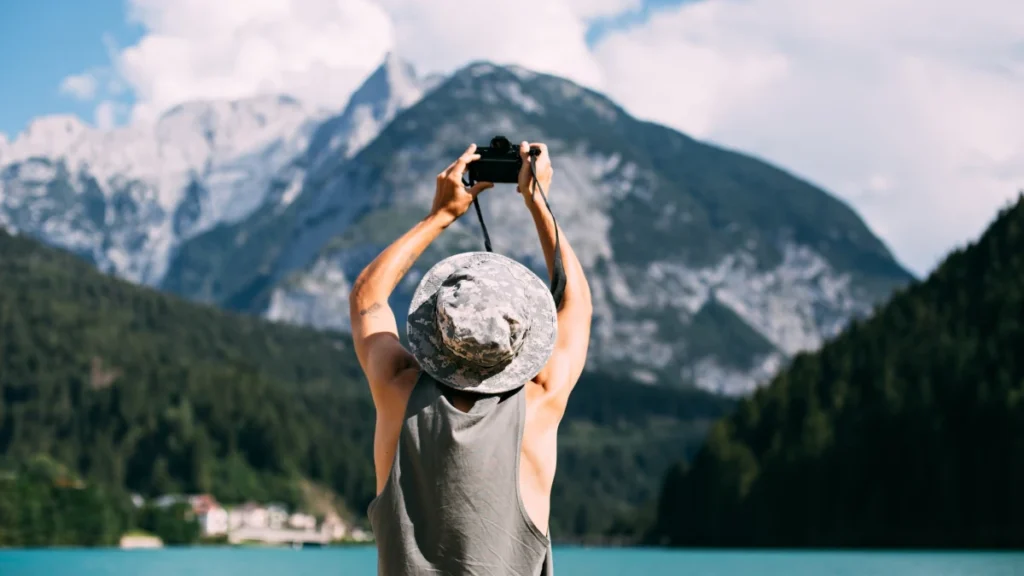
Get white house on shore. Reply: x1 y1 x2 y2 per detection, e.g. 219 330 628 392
188 494 229 537
266 504 289 530
289 512 317 531
321 513 347 541
198 507 229 536
149 492 362 543
244 503 269 529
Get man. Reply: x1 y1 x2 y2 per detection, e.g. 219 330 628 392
348 141 592 575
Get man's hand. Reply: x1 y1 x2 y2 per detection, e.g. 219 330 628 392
516 141 553 208
430 144 494 225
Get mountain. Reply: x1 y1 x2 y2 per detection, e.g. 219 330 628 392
163 60 913 394
650 194 1024 548
0 229 732 540
304 52 444 172
0 96 319 284
0 54 437 286
1 56 912 394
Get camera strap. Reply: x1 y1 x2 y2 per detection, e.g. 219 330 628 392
464 156 566 310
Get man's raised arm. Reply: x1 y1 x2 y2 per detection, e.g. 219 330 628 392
348 145 493 402
516 142 593 402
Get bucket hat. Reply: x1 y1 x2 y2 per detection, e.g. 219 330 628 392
407 252 557 394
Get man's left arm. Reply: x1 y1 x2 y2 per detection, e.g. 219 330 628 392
348 144 493 402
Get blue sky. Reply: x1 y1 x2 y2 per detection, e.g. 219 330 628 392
586 0 687 44
0 0 686 138
0 0 143 136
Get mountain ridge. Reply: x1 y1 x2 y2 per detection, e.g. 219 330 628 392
0 93 321 283
176 59 911 393
1 56 913 394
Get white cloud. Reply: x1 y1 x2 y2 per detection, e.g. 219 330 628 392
592 0 1024 275
561 0 644 21
59 73 98 100
94 101 119 130
113 0 397 122
374 0 605 88
62 0 1024 275
73 0 610 124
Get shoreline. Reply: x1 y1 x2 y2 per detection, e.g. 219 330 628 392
3 545 1023 554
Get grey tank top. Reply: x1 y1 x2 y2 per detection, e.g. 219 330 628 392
368 372 553 576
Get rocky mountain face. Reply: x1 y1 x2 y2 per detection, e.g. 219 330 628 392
0 95 322 284
0 57 912 395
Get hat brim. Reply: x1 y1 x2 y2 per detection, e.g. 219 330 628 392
407 252 557 394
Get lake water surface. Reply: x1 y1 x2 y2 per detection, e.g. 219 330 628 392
2 547 1022 575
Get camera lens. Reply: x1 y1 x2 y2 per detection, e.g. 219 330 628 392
491 136 510 152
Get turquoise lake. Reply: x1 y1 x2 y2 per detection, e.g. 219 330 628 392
2 547 1023 575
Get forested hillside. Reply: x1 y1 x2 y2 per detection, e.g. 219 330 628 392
0 228 376 508
0 229 731 543
651 194 1024 548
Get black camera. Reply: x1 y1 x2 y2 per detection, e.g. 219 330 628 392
467 136 541 184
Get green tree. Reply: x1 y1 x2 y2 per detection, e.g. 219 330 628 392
651 193 1024 548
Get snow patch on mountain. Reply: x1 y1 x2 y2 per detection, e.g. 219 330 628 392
8 116 92 161
689 352 786 396
266 257 355 331
153 96 318 225
644 245 866 355
274 165 307 209
5 97 315 216
586 245 864 394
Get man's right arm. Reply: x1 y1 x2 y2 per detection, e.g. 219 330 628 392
518 142 593 407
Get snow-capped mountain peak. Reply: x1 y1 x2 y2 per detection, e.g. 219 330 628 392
377 51 429 109
0 94 320 284
155 94 309 155
8 115 91 162
305 53 438 171
147 94 320 221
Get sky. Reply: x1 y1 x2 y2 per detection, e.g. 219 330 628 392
0 0 142 131
0 0 1022 277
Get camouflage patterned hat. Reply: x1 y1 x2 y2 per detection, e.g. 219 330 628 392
407 252 558 394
